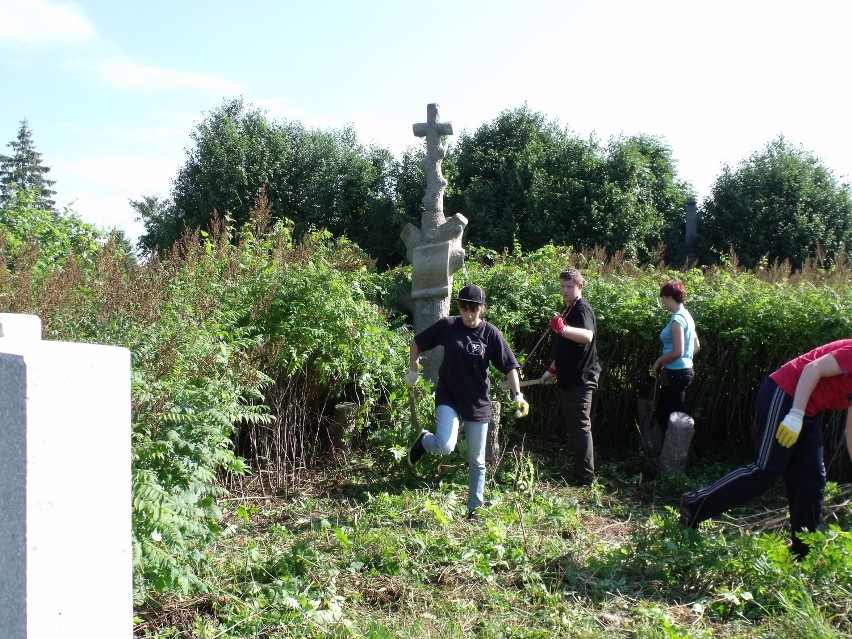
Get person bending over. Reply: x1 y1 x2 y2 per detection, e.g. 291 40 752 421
680 339 852 557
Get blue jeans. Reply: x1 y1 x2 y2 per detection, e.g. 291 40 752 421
421 404 488 512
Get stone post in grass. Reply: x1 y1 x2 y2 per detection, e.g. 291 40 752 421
659 411 695 473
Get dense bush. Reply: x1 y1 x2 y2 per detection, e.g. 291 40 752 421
700 136 852 269
1 206 848 601
442 246 851 478
0 186 104 278
1 209 412 600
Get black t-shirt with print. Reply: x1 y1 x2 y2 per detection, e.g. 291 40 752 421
415 316 519 422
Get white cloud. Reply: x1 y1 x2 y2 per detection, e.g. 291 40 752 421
0 0 97 48
86 57 241 93
101 123 193 148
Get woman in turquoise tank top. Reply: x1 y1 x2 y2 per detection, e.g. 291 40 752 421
651 281 700 431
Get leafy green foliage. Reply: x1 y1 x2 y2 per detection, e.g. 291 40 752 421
131 194 181 257
3 205 413 600
700 136 852 269
0 186 104 279
446 106 693 261
137 101 852 271
134 451 852 638
142 98 411 266
3 188 849 614
228 219 411 485
446 246 850 471
130 312 271 595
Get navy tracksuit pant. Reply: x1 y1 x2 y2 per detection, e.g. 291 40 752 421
684 378 826 555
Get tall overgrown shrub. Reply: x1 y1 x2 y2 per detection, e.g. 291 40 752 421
1 209 412 598
226 219 411 495
446 246 851 478
2 201 848 602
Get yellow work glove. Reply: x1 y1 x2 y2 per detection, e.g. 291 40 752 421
512 391 530 418
776 408 804 447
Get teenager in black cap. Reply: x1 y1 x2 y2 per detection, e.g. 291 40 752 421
404 284 529 520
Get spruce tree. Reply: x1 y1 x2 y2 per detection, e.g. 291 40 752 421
0 119 57 210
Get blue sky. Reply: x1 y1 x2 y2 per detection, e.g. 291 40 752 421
2 0 851 244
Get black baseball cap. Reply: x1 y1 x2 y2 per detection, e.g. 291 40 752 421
457 284 485 305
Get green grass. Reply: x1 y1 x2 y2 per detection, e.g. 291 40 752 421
133 439 852 639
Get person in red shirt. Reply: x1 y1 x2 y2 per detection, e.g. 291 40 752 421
680 339 852 557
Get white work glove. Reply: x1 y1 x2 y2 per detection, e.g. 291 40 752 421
540 367 557 384
403 369 420 388
776 408 804 447
512 391 530 418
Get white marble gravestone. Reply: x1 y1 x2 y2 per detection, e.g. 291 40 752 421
0 313 132 638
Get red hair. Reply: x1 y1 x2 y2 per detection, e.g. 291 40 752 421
660 281 686 304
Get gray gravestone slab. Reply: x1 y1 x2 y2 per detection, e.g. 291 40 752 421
659 411 695 474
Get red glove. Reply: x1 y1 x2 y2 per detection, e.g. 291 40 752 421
549 315 565 333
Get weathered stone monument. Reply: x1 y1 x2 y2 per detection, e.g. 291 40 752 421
330 401 357 452
0 314 132 638
401 103 468 382
658 411 695 474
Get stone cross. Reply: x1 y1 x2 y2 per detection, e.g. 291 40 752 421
401 103 468 382
412 103 454 232
0 314 132 638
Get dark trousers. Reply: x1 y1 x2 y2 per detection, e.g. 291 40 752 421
685 379 826 555
559 381 597 482
656 367 695 430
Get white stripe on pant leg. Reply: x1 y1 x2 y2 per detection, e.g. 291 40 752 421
755 386 787 468
695 386 787 500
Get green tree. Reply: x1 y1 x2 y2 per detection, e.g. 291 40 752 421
394 147 427 221
343 145 411 268
0 186 103 275
168 98 293 235
0 120 57 210
132 194 182 257
700 136 852 268
447 106 692 260
447 106 558 251
146 98 407 264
